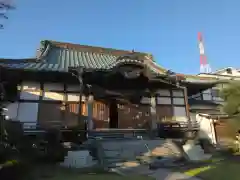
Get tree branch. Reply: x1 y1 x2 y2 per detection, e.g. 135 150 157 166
0 1 15 29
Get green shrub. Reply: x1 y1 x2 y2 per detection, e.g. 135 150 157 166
0 158 31 180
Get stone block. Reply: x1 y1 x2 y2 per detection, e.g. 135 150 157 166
182 144 211 161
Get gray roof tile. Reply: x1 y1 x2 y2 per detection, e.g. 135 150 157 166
0 40 163 74
0 40 227 86
0 41 225 87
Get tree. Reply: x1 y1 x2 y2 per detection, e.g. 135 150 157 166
0 0 15 29
220 82 240 128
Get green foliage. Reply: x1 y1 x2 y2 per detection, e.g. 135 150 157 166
220 82 240 118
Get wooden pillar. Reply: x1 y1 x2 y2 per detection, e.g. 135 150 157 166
87 94 94 131
183 86 194 140
150 93 157 137
109 99 118 128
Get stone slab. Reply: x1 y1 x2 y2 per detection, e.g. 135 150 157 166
182 144 211 161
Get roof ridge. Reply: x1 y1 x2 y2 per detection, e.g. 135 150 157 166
46 40 150 57
0 58 37 64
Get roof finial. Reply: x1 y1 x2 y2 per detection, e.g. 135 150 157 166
36 40 51 60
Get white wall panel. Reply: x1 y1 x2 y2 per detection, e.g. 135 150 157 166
6 103 19 120
67 85 80 92
173 106 186 117
22 82 40 90
173 98 185 105
44 83 64 91
156 89 170 96
20 91 40 100
43 92 64 101
157 97 171 104
173 106 188 122
17 102 38 123
202 94 212 101
140 97 150 104
202 89 211 94
67 93 80 102
172 90 184 97
21 81 41 100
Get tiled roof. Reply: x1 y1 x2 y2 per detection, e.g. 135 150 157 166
0 40 232 85
0 40 167 75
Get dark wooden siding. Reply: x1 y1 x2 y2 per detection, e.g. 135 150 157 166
117 104 174 129
92 101 109 129
64 104 80 128
38 102 175 129
156 105 173 121
38 103 64 128
117 103 151 129
37 100 109 129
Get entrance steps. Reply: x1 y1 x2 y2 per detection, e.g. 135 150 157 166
94 139 183 168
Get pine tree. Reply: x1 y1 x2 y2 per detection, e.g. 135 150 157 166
221 82 240 129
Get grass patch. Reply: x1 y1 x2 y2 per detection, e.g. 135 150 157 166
47 173 153 180
30 165 153 180
183 160 240 180
184 165 213 176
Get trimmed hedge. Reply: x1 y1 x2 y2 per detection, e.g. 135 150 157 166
0 159 30 180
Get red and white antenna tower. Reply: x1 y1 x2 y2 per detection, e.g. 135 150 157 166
198 32 211 73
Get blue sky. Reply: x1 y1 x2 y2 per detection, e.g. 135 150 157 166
0 0 239 74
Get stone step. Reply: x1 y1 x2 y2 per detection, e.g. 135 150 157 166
182 144 211 161
95 139 186 168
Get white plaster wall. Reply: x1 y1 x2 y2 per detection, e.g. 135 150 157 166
6 82 67 129
5 102 18 121
196 114 217 144
5 102 38 129
67 85 80 92
43 83 64 101
157 97 171 104
18 103 38 128
173 106 188 122
21 81 41 100
156 89 171 96
67 93 80 102
173 97 185 105
43 92 64 101
140 97 150 104
172 90 184 97
44 83 64 91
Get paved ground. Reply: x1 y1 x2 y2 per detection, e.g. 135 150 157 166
113 164 201 180
148 168 201 180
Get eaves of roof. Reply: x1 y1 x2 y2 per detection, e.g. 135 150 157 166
0 40 237 85
0 40 168 76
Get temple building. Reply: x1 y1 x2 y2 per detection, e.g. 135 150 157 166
0 40 221 134
189 67 240 115
187 67 240 143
